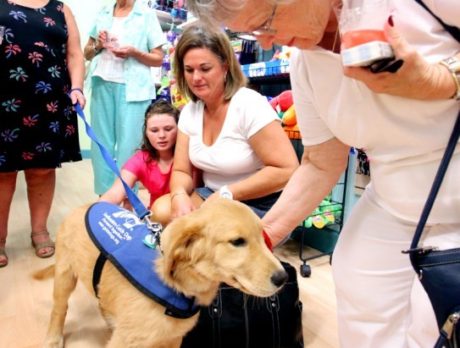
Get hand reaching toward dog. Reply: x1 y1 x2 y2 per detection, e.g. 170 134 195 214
171 193 195 220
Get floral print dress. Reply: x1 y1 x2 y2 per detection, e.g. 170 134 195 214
0 0 81 172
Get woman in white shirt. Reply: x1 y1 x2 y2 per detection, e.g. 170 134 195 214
152 23 298 225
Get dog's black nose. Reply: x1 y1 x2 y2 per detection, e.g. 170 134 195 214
271 269 288 287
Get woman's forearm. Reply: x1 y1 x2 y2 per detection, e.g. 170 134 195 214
227 164 297 201
263 138 350 247
131 47 164 67
67 50 85 89
170 169 195 196
83 38 104 61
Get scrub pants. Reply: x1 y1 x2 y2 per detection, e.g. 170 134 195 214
332 188 460 348
90 77 150 195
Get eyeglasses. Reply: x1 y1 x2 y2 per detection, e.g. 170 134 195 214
250 3 278 36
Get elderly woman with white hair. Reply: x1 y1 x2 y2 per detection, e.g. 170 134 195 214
185 1 460 347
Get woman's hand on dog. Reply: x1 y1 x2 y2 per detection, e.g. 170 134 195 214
171 194 196 219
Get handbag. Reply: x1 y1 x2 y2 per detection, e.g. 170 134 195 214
404 110 460 348
181 261 304 348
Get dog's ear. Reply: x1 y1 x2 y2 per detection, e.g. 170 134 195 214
158 217 206 281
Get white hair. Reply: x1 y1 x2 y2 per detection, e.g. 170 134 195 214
186 0 278 24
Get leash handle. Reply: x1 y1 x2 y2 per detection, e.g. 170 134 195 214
75 103 151 220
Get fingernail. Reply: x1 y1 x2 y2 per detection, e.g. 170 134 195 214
388 15 394 27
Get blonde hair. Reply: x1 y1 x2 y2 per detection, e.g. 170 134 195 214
173 23 246 102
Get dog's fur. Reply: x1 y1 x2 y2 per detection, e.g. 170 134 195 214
34 198 287 348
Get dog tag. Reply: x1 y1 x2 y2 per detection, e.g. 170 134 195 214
143 233 157 249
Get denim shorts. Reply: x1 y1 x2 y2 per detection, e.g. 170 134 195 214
195 187 281 218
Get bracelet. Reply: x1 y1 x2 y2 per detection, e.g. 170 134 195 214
439 56 460 101
171 191 187 200
70 88 84 95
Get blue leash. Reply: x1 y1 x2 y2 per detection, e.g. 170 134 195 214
74 103 162 247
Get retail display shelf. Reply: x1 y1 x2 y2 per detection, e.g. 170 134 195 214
241 59 290 79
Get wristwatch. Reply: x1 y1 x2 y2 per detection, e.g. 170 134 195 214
92 40 102 55
439 56 460 101
219 185 233 200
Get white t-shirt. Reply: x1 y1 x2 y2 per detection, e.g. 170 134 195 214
178 87 280 190
290 0 460 223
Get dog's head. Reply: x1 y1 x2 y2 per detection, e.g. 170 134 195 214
156 198 287 305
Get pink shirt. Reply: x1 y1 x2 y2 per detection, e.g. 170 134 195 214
123 150 172 207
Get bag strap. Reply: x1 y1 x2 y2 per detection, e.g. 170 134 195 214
407 111 460 254
406 0 460 257
414 0 460 41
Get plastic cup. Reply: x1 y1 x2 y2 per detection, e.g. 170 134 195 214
338 0 394 66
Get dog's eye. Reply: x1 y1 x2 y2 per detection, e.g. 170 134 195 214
230 237 246 247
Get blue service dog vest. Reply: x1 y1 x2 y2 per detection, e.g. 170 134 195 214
85 202 199 319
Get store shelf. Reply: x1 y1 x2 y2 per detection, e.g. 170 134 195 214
241 59 290 79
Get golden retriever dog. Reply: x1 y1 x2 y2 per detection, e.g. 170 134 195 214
34 198 287 348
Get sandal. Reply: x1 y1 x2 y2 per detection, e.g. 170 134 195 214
0 245 7 268
31 231 55 258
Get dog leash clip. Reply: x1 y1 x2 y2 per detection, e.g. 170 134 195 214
142 215 163 250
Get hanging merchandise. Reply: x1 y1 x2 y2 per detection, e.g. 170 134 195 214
157 30 177 102
269 90 300 140
238 39 257 65
356 149 370 176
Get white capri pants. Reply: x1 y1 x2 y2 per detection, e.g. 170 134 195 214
332 188 460 348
